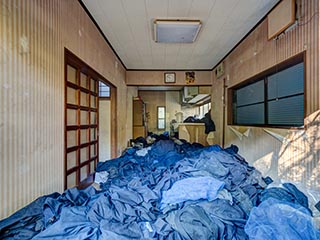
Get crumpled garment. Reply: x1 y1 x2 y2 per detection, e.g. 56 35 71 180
166 204 219 240
1 140 317 240
259 182 312 214
33 207 100 240
198 199 248 240
0 192 60 239
161 176 225 208
245 197 320 240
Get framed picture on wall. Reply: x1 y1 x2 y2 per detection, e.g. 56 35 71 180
185 71 195 84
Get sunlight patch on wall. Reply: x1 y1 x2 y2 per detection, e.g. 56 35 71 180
278 110 320 190
253 152 274 176
263 128 290 144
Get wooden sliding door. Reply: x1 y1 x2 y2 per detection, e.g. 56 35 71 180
64 49 115 189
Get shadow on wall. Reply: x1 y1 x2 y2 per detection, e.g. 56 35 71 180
239 110 320 191
277 110 320 191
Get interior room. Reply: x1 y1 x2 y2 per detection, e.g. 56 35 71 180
1 0 319 239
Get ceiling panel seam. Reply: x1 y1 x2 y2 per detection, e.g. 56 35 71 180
80 0 280 71
120 0 144 68
144 0 154 67
187 0 216 68
209 0 281 71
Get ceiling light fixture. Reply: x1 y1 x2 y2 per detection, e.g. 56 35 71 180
154 19 202 43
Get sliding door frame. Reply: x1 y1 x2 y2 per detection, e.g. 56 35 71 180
64 49 117 189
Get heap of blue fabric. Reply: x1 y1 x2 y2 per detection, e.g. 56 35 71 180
1 140 319 239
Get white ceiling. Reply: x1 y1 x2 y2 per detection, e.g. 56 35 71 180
82 0 279 70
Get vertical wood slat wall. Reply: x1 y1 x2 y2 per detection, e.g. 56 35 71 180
0 0 319 221
216 0 319 190
0 0 129 219
0 0 64 218
226 0 319 115
275 0 319 115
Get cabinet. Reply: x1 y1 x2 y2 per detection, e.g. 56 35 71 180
178 123 208 146
133 98 147 139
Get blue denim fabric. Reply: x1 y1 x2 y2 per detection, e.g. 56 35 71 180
99 221 144 239
0 193 60 239
1 140 317 239
245 198 319 240
282 182 309 209
166 204 220 240
161 176 225 208
33 207 100 240
259 183 312 214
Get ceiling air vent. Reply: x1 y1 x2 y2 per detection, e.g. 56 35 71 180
154 19 201 43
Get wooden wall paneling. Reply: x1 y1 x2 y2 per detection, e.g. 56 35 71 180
210 76 222 146
215 0 319 190
178 123 207 146
133 126 147 139
126 70 212 86
0 0 65 219
110 86 117 158
0 0 129 219
138 91 166 134
125 87 138 147
133 100 144 126
268 0 295 40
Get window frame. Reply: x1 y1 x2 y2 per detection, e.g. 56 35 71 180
199 102 212 119
228 52 306 129
65 53 99 190
64 49 117 190
157 106 166 130
99 81 111 99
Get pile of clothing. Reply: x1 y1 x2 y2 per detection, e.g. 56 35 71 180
183 110 215 134
1 140 319 239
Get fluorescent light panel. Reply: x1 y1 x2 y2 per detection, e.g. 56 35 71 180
188 94 209 104
154 19 201 43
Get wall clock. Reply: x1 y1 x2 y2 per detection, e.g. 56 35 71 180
164 72 176 83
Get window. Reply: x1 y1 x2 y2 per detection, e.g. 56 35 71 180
157 106 166 129
230 54 304 128
199 105 203 117
267 62 304 126
234 80 265 125
199 102 211 118
99 81 110 97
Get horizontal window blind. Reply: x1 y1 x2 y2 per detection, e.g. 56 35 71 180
232 57 304 128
